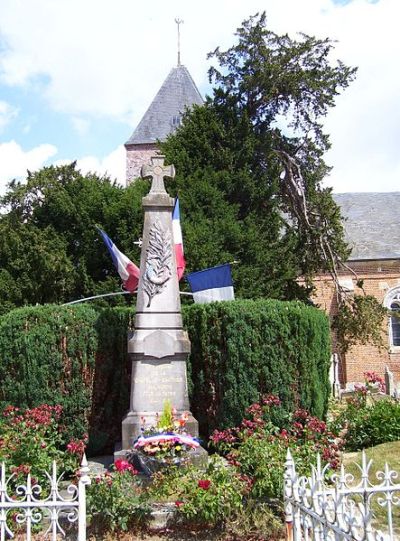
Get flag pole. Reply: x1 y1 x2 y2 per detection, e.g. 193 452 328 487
62 291 132 306
62 290 194 306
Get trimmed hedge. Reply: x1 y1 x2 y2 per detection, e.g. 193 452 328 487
0 299 331 452
183 299 331 437
0 304 131 455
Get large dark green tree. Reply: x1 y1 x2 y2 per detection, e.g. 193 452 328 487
162 12 356 300
0 163 148 313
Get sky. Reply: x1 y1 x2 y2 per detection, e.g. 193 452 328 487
0 0 398 195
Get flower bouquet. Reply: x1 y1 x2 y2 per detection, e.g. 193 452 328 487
127 401 199 476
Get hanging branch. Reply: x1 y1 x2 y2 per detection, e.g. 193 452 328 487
274 148 358 303
274 148 387 353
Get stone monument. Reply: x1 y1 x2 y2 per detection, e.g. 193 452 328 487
120 156 199 453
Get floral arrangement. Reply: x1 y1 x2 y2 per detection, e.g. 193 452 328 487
130 401 199 470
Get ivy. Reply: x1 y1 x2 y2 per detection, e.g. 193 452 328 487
333 294 388 354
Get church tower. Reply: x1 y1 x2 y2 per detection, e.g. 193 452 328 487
125 64 203 184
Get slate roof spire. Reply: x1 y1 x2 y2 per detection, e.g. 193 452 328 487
125 64 203 146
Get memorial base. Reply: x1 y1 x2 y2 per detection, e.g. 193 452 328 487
126 446 208 476
120 410 199 452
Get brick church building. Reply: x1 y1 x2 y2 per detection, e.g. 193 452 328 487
124 64 400 393
314 193 400 391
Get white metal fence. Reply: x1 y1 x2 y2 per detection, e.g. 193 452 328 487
284 449 400 541
0 455 91 541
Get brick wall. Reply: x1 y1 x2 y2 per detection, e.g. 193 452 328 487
313 260 400 388
125 143 159 185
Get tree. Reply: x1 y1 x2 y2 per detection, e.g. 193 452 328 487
0 163 148 313
162 13 357 300
162 13 385 349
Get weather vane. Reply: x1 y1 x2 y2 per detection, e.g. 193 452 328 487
175 18 184 66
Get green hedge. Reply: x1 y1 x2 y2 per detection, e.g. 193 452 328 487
0 300 330 452
0 304 131 455
183 299 331 436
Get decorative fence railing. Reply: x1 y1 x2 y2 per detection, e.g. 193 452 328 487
0 455 91 541
284 450 400 541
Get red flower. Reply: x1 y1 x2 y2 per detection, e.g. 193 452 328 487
114 459 137 474
11 464 31 476
66 439 85 456
198 479 211 490
175 500 184 507
261 394 281 407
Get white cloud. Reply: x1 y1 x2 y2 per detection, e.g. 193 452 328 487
0 140 57 193
0 142 126 196
0 0 340 123
55 145 126 185
0 100 18 131
76 145 125 183
0 0 398 191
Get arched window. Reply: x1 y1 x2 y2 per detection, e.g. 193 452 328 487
390 300 400 347
384 287 400 348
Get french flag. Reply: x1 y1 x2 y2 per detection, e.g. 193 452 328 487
98 229 140 293
186 264 235 304
172 198 186 281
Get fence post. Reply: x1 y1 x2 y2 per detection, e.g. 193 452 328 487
78 453 91 541
0 464 6 541
284 449 295 541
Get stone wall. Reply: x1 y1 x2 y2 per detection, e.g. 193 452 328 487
313 259 400 388
125 143 159 185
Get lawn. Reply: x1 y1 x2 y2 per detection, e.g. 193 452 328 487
342 441 400 537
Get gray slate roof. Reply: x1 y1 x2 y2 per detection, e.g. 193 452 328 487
333 193 400 260
125 65 203 146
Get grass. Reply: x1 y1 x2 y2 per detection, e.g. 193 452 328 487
342 441 400 537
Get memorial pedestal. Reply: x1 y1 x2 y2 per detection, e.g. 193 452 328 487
116 156 201 460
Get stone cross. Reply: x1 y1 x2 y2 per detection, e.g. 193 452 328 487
141 156 175 194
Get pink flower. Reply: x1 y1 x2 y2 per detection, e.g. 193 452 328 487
175 500 184 507
198 479 211 490
66 439 85 456
114 459 137 474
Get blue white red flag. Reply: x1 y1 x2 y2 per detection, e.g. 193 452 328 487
186 264 235 304
172 198 185 280
98 229 140 293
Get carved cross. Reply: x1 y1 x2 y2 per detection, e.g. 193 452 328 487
141 156 175 194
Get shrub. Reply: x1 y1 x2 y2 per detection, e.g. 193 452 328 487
0 299 331 453
0 403 84 485
345 399 400 450
149 455 245 528
330 377 400 451
87 462 150 534
0 304 130 453
211 395 342 500
184 299 331 437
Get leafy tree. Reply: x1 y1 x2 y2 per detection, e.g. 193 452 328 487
0 163 147 314
162 13 386 350
163 12 356 300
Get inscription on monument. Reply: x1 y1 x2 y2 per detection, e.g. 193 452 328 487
131 360 188 411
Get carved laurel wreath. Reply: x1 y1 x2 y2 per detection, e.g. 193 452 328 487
143 220 172 307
